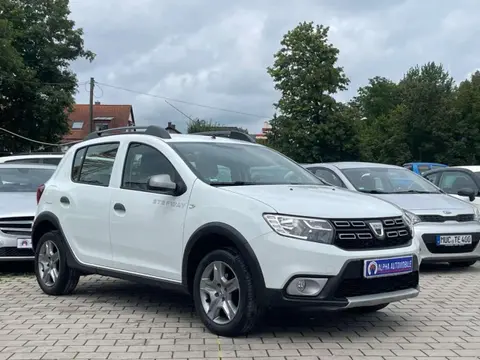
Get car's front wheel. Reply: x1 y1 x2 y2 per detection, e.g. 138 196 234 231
192 248 261 337
34 231 80 296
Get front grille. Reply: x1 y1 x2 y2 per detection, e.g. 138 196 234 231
0 216 34 236
0 247 34 257
422 233 480 253
418 214 474 223
334 271 419 298
331 217 411 250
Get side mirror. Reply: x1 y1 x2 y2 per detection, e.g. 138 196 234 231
147 174 177 193
457 188 476 202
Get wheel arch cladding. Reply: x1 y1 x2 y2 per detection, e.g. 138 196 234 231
32 212 61 251
182 222 266 299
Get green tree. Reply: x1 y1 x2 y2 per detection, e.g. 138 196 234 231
352 76 400 123
0 0 94 152
397 62 456 163
450 71 480 164
266 21 358 162
187 118 249 134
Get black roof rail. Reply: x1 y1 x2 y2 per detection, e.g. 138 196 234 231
192 130 256 143
84 125 172 141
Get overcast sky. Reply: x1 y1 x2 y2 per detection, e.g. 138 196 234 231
70 0 479 134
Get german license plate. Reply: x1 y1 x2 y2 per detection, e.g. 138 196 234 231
364 256 413 279
436 234 472 246
17 238 32 249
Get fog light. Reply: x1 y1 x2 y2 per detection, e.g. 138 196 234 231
286 277 328 296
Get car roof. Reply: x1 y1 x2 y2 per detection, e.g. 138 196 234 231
403 162 447 166
307 161 404 170
0 154 63 159
451 165 480 172
0 163 57 170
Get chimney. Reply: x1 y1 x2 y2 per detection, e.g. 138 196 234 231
95 101 101 105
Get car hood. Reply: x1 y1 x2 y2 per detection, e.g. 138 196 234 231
370 193 473 214
0 192 36 217
222 185 403 218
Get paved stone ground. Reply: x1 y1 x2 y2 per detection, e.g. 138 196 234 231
0 263 479 360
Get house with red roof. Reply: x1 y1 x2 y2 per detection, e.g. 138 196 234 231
62 102 135 143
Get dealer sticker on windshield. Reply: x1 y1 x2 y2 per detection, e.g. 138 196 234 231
364 255 413 279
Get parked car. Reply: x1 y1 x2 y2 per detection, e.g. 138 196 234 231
304 162 480 268
0 164 57 261
0 153 64 165
403 162 448 175
423 166 480 209
33 126 420 337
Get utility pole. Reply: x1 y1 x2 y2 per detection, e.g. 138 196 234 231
89 77 95 133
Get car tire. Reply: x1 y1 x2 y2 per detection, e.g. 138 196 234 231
347 303 389 313
450 261 477 268
192 247 261 337
34 230 80 296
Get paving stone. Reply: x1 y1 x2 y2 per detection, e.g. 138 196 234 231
0 263 479 359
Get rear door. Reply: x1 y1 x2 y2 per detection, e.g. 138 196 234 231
57 142 119 267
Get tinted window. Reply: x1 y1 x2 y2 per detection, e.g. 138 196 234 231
74 143 119 186
71 148 86 181
4 158 41 164
170 142 323 186
341 167 441 194
439 171 478 193
0 167 55 192
309 167 345 187
122 143 178 192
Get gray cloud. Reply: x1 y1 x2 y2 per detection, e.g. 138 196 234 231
70 0 480 133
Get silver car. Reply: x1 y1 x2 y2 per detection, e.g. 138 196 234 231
304 162 480 268
0 164 57 261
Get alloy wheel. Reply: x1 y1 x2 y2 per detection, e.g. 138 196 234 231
38 240 60 287
199 261 240 325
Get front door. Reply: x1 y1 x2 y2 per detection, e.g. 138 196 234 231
109 141 191 281
438 171 480 209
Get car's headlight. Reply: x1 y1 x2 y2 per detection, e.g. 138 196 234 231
473 207 480 222
263 214 334 244
403 210 421 226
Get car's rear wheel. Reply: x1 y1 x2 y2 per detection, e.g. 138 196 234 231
192 248 261 336
34 231 80 295
450 260 477 268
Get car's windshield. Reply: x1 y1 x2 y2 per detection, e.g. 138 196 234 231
169 142 324 186
0 167 55 192
341 167 442 194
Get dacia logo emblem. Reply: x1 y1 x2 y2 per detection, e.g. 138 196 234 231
443 210 452 215
368 221 385 239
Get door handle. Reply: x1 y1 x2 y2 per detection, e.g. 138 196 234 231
113 203 126 211
60 196 70 205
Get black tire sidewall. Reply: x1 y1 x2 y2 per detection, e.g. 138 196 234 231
193 248 256 336
34 231 71 295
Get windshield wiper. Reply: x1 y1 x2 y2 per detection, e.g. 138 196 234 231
358 189 388 194
395 190 439 194
210 181 257 186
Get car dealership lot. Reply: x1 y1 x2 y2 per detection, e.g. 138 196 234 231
0 264 479 360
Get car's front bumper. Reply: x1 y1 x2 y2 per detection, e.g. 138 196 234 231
415 222 480 263
250 231 420 309
0 233 34 261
